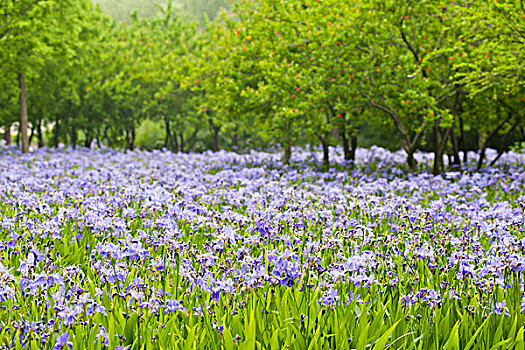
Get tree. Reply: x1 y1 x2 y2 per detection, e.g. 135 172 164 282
0 0 100 152
448 0 525 169
198 0 370 167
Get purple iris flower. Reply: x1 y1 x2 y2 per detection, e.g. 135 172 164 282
494 300 510 316
53 332 72 350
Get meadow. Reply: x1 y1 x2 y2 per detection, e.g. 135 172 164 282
0 146 524 349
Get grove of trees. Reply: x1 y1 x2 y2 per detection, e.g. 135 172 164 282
0 0 523 172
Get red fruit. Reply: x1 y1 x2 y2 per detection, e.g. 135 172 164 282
413 107 417 111
430 111 434 117
296 88 300 91
337 114 341 118
426 67 431 72
291 94 296 99
370 99 374 103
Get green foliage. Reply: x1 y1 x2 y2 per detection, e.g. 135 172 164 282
0 0 523 170
92 0 228 22
195 0 523 169
93 0 169 21
135 119 166 150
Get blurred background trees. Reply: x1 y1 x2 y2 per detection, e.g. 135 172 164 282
0 0 523 172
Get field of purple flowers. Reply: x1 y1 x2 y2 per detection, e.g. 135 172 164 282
0 146 524 349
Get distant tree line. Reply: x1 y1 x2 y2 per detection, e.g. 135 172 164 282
0 0 523 173
92 0 228 23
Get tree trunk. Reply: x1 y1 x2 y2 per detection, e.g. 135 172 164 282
164 116 171 149
350 131 357 162
320 136 330 170
459 115 468 165
179 131 184 153
71 125 77 149
477 146 486 171
131 125 135 149
341 115 351 161
125 125 135 150
407 151 417 172
19 73 29 153
84 118 92 148
476 108 512 170
54 114 60 148
282 142 291 165
432 120 444 175
489 121 520 167
450 128 461 167
37 119 44 148
4 122 11 145
94 129 101 148
404 141 418 172
173 126 179 152
125 129 128 149
212 125 220 151
29 123 35 146
16 123 20 147
84 133 92 148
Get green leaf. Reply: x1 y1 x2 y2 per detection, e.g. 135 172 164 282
464 316 489 350
442 320 460 350
239 299 256 350
183 324 198 350
371 320 401 350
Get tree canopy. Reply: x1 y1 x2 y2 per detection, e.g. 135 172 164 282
0 0 523 172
